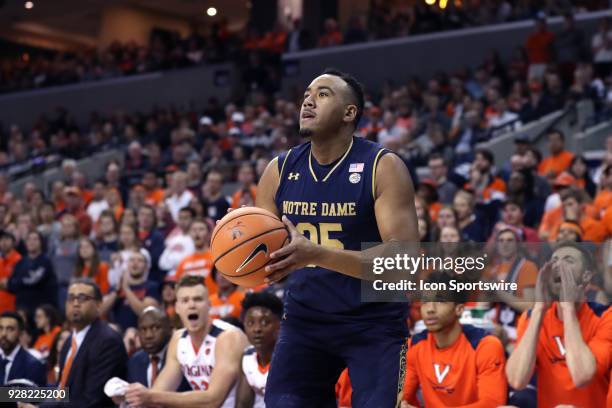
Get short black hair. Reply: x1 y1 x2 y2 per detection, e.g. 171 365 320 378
548 128 565 141
322 68 365 129
36 304 61 328
0 230 15 243
422 272 468 304
69 277 103 301
179 206 197 218
0 311 24 331
475 148 494 164
241 292 284 319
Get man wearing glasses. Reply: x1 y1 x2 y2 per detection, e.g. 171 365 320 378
44 278 127 407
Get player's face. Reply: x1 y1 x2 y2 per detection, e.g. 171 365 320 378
244 307 279 352
138 314 171 355
175 284 210 333
420 302 463 332
300 75 353 137
0 317 20 354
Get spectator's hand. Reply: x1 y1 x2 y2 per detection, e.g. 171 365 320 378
265 216 317 283
125 382 151 407
534 260 553 310
558 261 583 305
111 252 122 265
123 327 140 356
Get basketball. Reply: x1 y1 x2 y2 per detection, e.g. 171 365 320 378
210 207 289 287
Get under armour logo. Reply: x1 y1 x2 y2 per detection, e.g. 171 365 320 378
288 172 300 180
553 336 566 356
434 363 450 384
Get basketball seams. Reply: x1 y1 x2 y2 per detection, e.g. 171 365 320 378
210 211 283 245
212 226 288 267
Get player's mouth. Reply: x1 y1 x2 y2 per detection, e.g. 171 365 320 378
187 313 199 322
301 110 316 120
251 335 263 345
424 318 438 326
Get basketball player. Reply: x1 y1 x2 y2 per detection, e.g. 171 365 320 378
124 274 248 407
256 69 418 407
235 292 283 408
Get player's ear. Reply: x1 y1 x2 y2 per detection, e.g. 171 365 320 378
454 303 464 318
344 105 357 125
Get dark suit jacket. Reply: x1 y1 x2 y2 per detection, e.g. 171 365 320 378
5 347 46 386
55 319 127 408
127 348 190 391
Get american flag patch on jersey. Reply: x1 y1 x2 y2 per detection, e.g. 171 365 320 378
349 163 364 173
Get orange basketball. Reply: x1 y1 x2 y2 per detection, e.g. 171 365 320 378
210 207 289 287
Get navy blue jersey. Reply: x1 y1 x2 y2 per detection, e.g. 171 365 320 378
275 136 407 322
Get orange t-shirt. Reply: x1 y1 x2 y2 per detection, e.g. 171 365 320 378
0 250 22 312
209 290 245 320
335 368 352 407
175 251 218 296
516 302 612 408
428 202 443 222
403 325 507 407
33 325 61 356
145 189 165 206
78 262 110 294
541 208 607 242
538 151 575 177
484 257 538 297
464 177 506 202
593 190 612 219
231 186 257 209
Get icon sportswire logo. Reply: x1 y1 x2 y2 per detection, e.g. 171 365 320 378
236 243 269 273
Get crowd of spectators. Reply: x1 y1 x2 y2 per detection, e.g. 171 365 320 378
2 1 610 95
0 15 610 408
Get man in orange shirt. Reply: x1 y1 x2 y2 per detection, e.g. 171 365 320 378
525 15 555 80
209 267 245 321
506 242 612 408
402 273 507 408
538 130 575 180
0 231 21 312
175 219 217 296
464 149 506 204
539 188 606 243
142 171 165 206
593 164 612 218
231 163 257 209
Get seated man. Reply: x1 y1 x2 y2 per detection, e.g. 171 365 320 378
124 275 248 407
235 292 283 408
0 312 46 387
506 242 611 408
127 306 188 392
402 272 507 408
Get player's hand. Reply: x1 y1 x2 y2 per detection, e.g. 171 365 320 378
400 401 418 408
125 382 151 407
534 260 553 311
265 216 318 283
111 395 125 406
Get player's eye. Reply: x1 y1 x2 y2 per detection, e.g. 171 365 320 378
319 92 327 97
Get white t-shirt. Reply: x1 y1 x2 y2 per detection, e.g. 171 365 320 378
592 31 612 63
241 346 268 408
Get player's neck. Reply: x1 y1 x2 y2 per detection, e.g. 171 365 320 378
256 347 273 367
189 320 212 347
432 321 462 349
310 134 352 165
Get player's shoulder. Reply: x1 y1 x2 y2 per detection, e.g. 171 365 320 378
173 328 189 341
461 324 501 351
242 345 256 357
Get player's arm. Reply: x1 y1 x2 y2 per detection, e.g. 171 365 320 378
457 337 507 408
402 345 421 407
265 153 418 282
505 309 543 389
255 156 280 217
152 329 185 391
148 329 248 408
234 370 255 408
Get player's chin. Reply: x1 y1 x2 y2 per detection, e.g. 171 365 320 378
298 125 315 137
